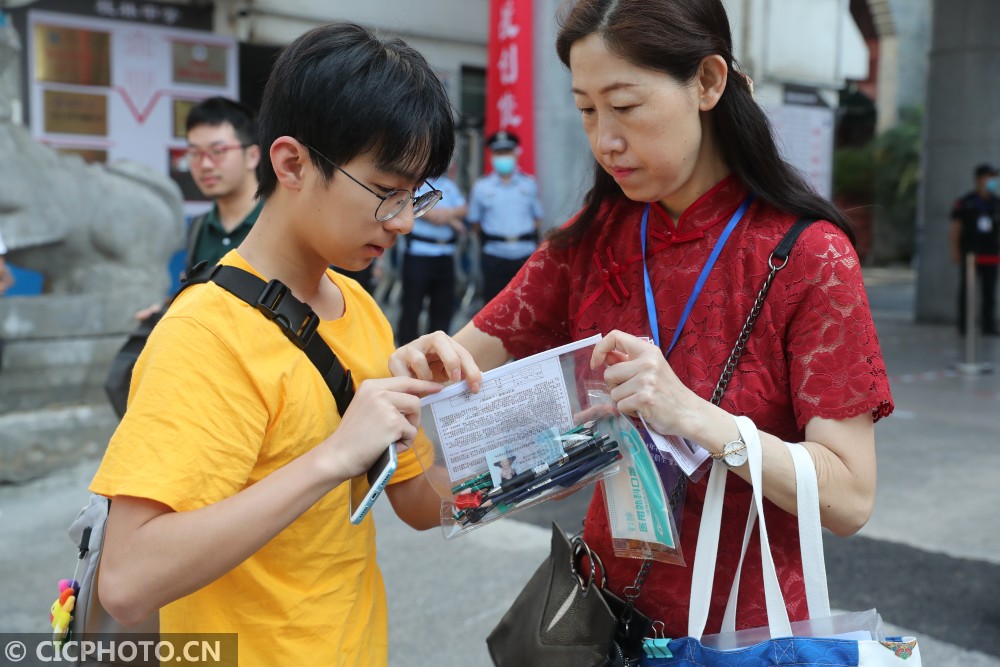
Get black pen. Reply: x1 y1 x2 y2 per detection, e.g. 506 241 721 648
456 445 620 525
486 434 612 499
563 433 610 457
508 449 621 504
488 440 618 506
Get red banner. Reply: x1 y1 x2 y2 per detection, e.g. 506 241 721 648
486 0 534 174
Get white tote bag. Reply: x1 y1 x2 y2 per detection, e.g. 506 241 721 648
641 416 921 666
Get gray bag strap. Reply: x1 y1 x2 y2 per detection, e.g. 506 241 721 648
66 495 158 650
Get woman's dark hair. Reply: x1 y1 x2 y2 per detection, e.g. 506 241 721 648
186 96 258 148
255 22 455 199
551 0 855 247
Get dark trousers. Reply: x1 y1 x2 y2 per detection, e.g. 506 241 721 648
397 253 455 345
481 253 529 305
958 262 998 334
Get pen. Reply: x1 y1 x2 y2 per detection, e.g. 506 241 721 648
451 471 495 494
486 434 613 499
562 433 610 458
489 442 619 507
454 447 620 526
508 449 621 504
562 420 597 437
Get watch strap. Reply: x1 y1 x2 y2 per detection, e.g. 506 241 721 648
711 436 746 462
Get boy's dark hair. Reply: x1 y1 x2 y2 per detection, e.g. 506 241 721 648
185 96 259 147
255 22 455 199
552 0 856 248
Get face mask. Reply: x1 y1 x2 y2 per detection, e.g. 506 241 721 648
491 155 517 175
987 178 999 193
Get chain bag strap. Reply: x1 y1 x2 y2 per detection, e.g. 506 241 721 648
487 218 817 667
619 217 815 624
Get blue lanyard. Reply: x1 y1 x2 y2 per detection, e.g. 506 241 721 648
641 196 754 354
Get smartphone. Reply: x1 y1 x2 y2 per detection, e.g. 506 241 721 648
349 444 398 525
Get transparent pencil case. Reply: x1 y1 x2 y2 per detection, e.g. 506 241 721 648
416 335 624 539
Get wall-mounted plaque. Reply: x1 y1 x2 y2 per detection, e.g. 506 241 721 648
33 24 111 86
43 90 108 136
172 98 197 139
172 41 228 86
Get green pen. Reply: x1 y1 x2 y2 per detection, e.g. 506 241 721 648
450 471 493 495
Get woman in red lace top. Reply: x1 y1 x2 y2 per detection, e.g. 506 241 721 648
391 0 891 637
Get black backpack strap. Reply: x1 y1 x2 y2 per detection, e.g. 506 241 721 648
183 213 209 277
178 262 355 416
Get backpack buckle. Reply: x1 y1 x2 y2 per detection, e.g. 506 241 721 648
255 279 320 349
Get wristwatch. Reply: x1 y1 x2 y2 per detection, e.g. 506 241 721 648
711 435 748 468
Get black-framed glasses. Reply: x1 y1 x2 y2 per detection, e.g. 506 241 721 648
300 142 443 222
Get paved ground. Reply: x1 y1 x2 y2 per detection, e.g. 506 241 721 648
1 266 998 666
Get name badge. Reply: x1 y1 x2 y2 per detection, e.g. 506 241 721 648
978 215 993 233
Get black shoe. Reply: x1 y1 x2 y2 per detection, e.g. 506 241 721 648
984 329 999 337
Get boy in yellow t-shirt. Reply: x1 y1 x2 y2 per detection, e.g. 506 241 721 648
90 22 480 667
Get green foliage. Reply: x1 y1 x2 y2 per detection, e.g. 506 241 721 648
834 107 923 263
873 107 922 233
833 143 875 199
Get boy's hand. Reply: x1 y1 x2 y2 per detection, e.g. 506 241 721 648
327 377 441 479
389 331 482 393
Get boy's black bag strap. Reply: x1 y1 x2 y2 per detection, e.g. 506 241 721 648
179 261 355 416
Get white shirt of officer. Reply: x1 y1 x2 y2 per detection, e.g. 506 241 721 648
468 170 544 260
407 176 467 258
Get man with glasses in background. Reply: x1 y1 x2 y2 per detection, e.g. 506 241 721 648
135 96 262 320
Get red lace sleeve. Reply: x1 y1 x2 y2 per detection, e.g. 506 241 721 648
472 241 574 359
784 223 894 428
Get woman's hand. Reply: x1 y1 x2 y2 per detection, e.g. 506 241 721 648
389 331 483 392
590 330 704 439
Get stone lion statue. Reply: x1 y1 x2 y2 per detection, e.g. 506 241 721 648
0 17 186 482
0 120 184 295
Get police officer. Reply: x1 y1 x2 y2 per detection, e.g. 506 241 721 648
950 163 1000 336
468 130 544 304
397 174 467 344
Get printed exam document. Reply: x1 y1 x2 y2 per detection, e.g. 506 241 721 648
420 335 602 482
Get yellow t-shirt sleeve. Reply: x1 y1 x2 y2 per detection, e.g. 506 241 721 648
91 312 269 511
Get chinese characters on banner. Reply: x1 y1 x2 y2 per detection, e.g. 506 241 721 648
486 0 533 174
